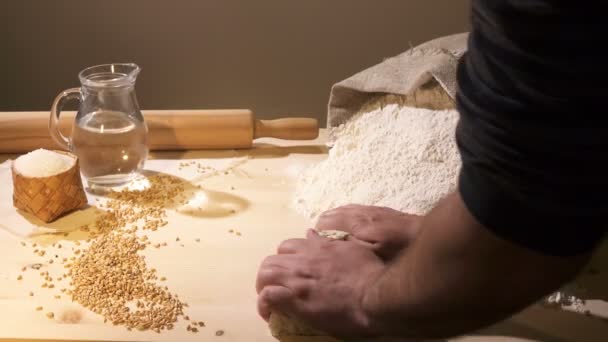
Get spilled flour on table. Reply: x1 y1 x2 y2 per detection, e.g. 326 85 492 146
293 95 460 220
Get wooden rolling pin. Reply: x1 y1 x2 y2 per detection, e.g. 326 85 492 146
0 110 319 153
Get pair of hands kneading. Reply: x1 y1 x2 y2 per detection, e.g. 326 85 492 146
256 205 421 338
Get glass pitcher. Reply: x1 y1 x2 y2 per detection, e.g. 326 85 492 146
49 63 149 187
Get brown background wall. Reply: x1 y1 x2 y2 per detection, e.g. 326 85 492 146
1 0 470 125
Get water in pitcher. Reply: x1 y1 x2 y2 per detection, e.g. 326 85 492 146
71 110 148 186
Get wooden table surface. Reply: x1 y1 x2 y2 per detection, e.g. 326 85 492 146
0 132 607 342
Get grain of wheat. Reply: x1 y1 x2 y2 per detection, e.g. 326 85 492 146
18 174 200 333
61 175 193 332
66 232 186 331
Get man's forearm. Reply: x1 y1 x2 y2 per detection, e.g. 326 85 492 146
363 192 590 338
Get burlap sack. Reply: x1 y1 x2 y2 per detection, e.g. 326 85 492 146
327 32 468 128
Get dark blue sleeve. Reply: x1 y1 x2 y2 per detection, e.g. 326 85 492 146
456 0 608 256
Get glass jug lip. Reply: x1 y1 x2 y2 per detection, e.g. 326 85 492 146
79 63 140 88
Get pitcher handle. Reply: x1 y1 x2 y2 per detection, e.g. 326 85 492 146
49 87 81 151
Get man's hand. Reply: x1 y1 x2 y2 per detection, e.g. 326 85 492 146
257 194 592 339
315 205 422 260
256 229 386 337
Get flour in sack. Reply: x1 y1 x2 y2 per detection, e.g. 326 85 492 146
293 95 461 220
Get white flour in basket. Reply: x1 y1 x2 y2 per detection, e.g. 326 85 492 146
293 95 461 219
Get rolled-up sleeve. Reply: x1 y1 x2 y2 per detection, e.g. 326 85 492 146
456 0 608 256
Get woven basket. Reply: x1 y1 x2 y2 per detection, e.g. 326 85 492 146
12 151 88 223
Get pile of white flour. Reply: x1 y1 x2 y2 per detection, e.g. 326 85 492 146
293 95 461 220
